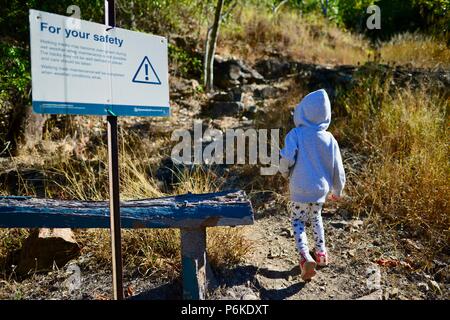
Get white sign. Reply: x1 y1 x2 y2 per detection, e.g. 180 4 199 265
29 9 170 117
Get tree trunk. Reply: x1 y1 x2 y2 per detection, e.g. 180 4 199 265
130 0 136 29
204 0 224 92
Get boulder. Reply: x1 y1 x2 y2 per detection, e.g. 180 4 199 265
208 101 244 118
170 78 200 98
254 58 293 80
16 228 80 275
253 86 281 100
211 90 241 103
214 57 265 89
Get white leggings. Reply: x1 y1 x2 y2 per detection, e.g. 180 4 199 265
289 202 326 258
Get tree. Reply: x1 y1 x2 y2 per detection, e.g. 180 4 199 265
203 0 237 92
204 0 224 92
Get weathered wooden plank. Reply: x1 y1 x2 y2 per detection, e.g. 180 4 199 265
0 190 254 228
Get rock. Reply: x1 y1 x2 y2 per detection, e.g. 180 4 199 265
253 86 281 99
357 289 383 300
330 220 349 229
170 78 199 97
241 293 259 300
221 285 259 300
428 280 441 294
241 92 256 109
254 58 293 80
211 90 241 102
350 220 364 229
17 228 80 275
267 247 281 259
389 287 399 298
417 282 429 292
366 265 381 291
347 249 356 257
214 57 265 89
208 101 244 118
280 227 293 238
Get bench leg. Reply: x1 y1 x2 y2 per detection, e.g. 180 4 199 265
181 227 206 300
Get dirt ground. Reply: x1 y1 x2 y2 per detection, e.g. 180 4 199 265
1 202 446 300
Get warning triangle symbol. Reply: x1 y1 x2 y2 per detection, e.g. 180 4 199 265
132 56 162 85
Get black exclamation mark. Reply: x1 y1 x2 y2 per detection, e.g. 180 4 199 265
145 64 149 81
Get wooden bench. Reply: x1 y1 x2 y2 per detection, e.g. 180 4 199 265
0 190 254 299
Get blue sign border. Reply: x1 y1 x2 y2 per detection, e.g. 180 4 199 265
33 101 170 117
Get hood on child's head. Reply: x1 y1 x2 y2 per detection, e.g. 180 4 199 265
293 89 331 130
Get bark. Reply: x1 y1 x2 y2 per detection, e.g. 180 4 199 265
204 0 224 92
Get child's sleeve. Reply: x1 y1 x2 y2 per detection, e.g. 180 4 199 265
331 138 346 196
279 129 298 178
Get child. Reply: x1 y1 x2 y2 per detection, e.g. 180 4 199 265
279 89 346 281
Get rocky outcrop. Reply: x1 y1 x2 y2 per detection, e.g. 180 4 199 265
213 57 265 89
255 57 450 99
16 228 80 275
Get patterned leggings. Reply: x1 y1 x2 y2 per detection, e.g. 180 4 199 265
289 202 326 258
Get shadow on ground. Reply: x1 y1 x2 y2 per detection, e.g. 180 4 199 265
129 280 182 300
214 264 306 300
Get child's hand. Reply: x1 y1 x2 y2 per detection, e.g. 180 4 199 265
327 193 341 202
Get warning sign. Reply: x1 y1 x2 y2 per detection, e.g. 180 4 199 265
29 9 170 117
132 56 162 85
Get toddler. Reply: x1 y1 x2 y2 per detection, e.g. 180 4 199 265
279 89 346 281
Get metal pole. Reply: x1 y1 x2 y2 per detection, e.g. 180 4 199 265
105 0 123 300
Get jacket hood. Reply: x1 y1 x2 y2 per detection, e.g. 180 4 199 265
293 89 331 130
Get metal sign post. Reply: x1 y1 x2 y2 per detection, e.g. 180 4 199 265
105 0 123 301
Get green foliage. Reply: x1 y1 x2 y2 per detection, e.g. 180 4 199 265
0 43 30 99
0 0 104 43
342 0 450 40
0 42 30 154
116 0 206 36
275 0 449 39
168 44 202 79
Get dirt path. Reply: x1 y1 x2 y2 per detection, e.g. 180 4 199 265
0 203 442 300
211 204 433 300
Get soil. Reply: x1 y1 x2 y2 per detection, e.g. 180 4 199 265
1 203 446 300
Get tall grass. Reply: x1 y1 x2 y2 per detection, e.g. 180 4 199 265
0 131 251 278
335 77 449 266
220 5 369 65
380 33 450 70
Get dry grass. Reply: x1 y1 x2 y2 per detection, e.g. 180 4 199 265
380 33 450 70
248 68 449 267
74 164 250 277
0 133 251 278
336 81 449 266
219 5 370 65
